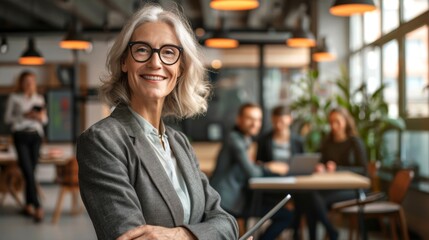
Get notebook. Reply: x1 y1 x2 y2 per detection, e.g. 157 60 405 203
287 153 320 176
238 194 291 240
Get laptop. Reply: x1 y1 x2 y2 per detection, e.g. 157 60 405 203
239 194 291 240
287 153 320 176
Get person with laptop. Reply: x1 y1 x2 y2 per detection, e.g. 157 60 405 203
210 103 290 239
256 105 305 239
302 107 368 240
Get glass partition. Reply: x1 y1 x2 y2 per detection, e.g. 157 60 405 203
382 0 399 34
383 40 399 117
405 25 429 117
403 0 428 21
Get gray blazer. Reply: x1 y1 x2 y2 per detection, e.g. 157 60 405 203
210 128 267 216
77 104 238 240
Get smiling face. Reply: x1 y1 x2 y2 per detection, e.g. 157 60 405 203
121 21 181 106
329 111 347 137
272 114 292 133
21 73 37 95
237 106 263 137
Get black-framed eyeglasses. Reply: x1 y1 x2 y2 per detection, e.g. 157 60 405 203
128 41 183 65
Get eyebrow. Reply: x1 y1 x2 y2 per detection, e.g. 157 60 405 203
129 41 181 47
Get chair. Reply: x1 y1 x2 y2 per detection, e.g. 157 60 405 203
333 169 414 240
51 157 83 224
0 163 24 207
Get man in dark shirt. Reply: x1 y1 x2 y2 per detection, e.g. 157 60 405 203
210 103 290 239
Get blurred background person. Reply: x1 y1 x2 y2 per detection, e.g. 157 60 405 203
256 105 304 239
305 107 368 240
4 70 48 222
77 4 238 240
210 103 289 239
257 105 304 165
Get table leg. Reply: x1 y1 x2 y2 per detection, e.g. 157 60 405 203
357 189 367 240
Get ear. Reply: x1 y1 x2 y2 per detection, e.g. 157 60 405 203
121 55 128 73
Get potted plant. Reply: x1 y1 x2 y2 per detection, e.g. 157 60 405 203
290 70 331 152
334 67 406 162
290 68 406 163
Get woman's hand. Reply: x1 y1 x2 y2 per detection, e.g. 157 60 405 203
326 161 337 172
116 225 196 240
265 162 289 175
24 110 45 122
315 163 326 173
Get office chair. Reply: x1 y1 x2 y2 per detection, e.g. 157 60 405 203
333 169 414 240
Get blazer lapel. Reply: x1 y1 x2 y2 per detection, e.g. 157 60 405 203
167 130 203 223
111 104 184 226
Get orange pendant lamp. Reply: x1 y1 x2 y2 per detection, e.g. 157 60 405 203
313 37 336 62
60 20 91 50
19 37 45 65
205 17 239 49
330 0 376 16
210 0 259 11
205 31 239 48
287 17 315 48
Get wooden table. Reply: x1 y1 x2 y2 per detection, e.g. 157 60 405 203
249 171 370 190
249 171 371 240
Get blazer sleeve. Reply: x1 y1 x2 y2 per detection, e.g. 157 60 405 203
77 124 145 240
179 132 239 239
230 132 264 178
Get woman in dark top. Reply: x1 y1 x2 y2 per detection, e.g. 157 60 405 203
304 107 368 240
256 105 305 240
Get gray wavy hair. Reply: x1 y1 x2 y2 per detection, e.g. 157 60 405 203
99 4 210 118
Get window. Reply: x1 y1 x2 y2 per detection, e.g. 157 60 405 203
382 0 399 34
364 47 381 94
403 0 428 21
350 15 363 51
401 131 429 177
350 53 363 93
364 0 381 44
405 25 429 117
382 40 399 117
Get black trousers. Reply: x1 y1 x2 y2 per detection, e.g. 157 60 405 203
13 131 42 208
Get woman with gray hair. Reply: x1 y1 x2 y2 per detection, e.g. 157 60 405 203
77 4 238 240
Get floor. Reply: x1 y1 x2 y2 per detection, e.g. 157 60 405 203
0 184 402 240
0 184 96 240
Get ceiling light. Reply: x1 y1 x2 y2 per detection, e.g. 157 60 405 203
210 0 259 11
313 37 336 62
205 31 239 49
330 0 376 16
19 37 45 65
287 18 315 48
1 36 8 54
60 20 91 50
205 17 239 49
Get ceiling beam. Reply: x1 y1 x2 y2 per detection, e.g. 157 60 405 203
0 3 35 28
52 0 106 27
3 0 68 29
99 0 134 18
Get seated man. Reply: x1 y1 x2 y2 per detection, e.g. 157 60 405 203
256 105 305 239
210 103 290 239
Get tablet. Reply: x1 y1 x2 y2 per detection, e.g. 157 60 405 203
287 153 320 176
238 194 291 240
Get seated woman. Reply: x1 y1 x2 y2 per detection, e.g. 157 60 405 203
303 107 368 240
